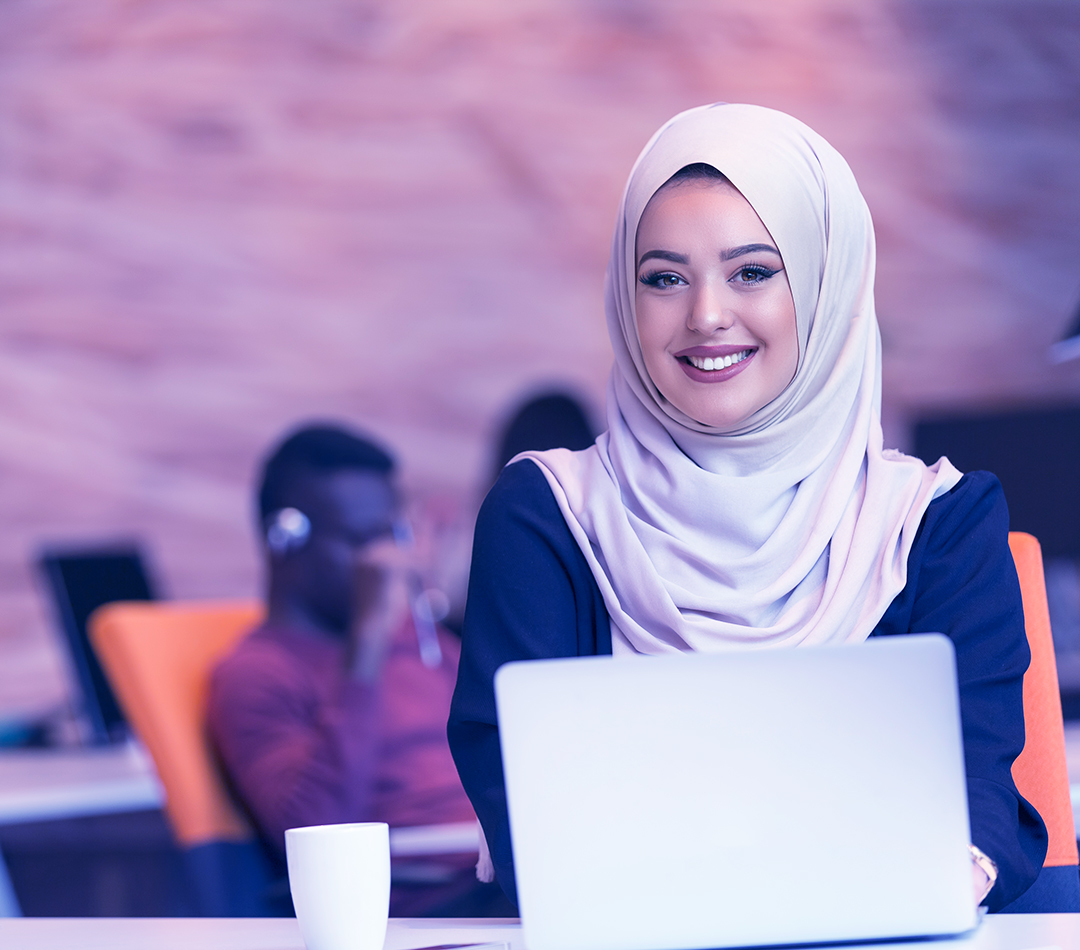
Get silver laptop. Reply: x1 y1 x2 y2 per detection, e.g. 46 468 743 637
495 634 977 950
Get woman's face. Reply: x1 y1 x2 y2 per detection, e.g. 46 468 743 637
635 180 799 429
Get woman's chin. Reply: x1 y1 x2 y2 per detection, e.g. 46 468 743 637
657 385 754 429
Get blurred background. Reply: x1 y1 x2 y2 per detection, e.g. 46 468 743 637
0 0 1078 916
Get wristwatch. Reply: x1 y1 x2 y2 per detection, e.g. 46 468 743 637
969 844 998 904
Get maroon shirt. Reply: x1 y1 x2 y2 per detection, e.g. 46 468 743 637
207 617 475 853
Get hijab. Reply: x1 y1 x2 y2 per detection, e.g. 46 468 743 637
519 103 961 655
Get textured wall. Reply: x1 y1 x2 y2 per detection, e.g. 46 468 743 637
0 0 1078 719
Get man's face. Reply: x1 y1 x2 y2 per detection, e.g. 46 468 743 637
291 470 398 635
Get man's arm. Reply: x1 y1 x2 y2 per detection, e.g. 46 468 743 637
207 637 383 851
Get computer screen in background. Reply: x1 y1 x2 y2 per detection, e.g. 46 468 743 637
37 546 157 744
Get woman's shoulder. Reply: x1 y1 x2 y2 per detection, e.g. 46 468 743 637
467 460 612 659
876 468 1018 635
919 469 1010 550
875 469 1024 655
929 468 1004 505
488 455 552 497
476 458 597 582
479 458 564 532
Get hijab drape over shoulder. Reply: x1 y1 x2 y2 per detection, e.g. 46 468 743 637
520 103 961 655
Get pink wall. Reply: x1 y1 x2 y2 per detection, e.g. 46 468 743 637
0 0 1078 718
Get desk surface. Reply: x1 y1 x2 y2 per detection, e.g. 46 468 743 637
0 915 1076 950
0 742 162 825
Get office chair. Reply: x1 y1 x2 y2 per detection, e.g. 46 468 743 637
89 599 277 916
999 532 1080 912
90 599 482 916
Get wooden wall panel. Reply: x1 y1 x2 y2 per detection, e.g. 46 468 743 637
0 0 1077 720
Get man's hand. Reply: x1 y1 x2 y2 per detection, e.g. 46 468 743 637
348 537 412 683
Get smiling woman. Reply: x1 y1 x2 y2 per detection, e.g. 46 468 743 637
634 165 798 430
448 104 1052 916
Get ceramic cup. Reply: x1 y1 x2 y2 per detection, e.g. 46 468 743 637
286 822 391 950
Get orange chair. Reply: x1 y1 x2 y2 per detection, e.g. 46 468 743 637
1001 532 1080 912
89 599 275 916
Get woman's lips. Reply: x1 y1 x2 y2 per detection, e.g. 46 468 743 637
674 345 756 383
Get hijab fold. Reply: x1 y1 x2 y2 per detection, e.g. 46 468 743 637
519 104 960 655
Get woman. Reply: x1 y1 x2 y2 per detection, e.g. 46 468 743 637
448 103 1047 913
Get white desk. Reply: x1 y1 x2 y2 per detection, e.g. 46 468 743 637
0 742 163 916
0 742 162 826
0 745 478 916
0 915 1076 950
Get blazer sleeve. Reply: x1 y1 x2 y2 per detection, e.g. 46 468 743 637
874 471 1048 910
448 460 611 907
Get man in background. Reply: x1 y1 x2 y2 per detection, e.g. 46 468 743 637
207 423 508 916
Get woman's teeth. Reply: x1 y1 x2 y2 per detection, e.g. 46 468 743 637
686 350 752 371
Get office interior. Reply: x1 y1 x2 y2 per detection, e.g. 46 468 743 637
0 0 1078 920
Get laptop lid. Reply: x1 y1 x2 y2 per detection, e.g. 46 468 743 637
495 634 976 950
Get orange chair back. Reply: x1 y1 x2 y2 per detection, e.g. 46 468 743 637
90 599 264 847
1008 532 1078 868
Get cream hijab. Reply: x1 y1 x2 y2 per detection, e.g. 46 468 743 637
520 103 961 655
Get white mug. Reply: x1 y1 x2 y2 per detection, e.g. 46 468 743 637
286 822 391 950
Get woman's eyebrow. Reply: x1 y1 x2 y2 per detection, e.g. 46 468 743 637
638 249 689 267
721 243 780 261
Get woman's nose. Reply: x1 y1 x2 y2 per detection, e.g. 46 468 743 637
687 280 735 333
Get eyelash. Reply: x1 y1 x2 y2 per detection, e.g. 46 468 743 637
638 271 685 288
638 264 781 288
733 264 780 284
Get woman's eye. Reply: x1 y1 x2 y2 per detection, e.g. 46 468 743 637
639 271 686 288
732 265 779 284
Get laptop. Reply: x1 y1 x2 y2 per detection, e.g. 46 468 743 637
495 634 977 950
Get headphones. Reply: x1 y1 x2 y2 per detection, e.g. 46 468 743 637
265 507 312 555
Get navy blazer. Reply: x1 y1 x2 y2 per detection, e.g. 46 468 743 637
448 460 1047 911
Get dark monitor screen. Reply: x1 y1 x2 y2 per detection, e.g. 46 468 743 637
38 546 157 744
914 407 1080 560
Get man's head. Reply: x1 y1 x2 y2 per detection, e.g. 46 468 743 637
257 424 398 637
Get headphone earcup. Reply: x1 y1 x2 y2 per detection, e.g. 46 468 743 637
266 508 312 554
